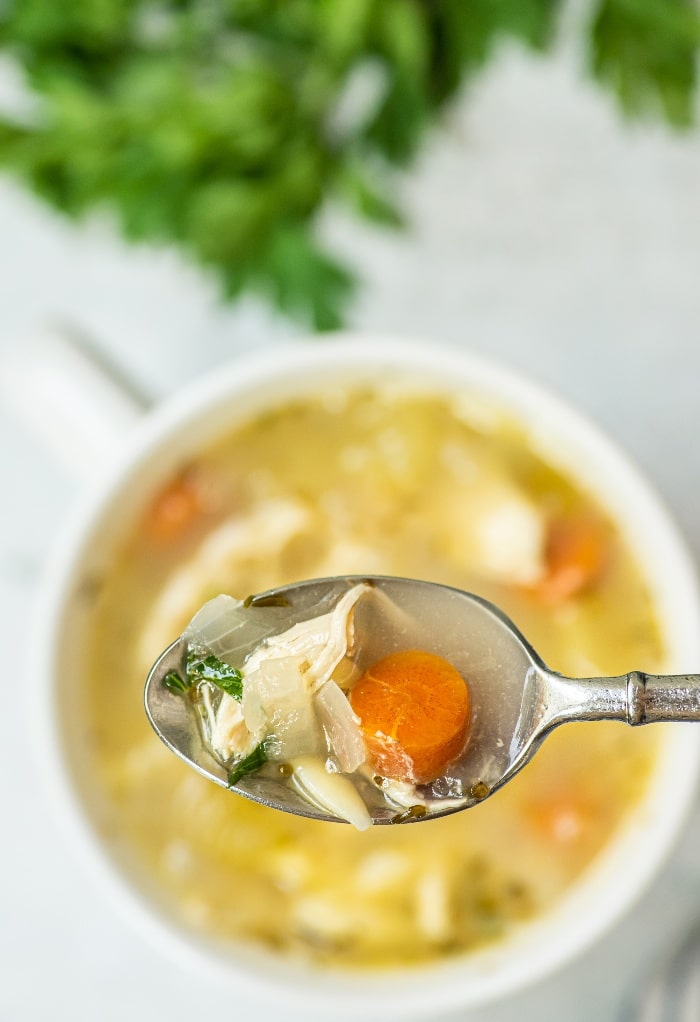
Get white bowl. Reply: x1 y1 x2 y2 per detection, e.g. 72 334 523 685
33 334 700 1018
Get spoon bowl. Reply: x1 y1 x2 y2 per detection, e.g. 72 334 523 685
145 575 700 825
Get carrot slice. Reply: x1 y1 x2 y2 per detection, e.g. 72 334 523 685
349 650 471 784
535 514 609 604
145 468 212 543
526 793 594 845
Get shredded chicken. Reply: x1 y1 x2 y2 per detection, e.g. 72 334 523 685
210 583 370 764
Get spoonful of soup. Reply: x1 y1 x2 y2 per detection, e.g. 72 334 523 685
144 575 700 829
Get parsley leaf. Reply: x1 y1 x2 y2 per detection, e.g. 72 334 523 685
228 741 268 786
590 0 699 127
0 0 696 326
186 651 243 700
162 669 191 696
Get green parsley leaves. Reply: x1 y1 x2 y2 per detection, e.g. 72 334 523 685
162 649 243 700
228 741 269 787
162 645 267 784
186 652 243 700
162 669 191 695
0 1 696 327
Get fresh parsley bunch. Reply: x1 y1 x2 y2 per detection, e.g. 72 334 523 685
0 0 697 328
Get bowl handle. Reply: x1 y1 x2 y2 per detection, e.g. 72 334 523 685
0 323 148 479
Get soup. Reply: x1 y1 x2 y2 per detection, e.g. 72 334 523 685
77 388 662 969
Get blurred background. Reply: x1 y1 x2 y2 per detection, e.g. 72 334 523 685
2 2 700 1020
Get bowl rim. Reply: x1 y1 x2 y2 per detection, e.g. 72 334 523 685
30 333 700 1016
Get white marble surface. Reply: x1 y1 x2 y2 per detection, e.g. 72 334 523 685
2 45 700 1022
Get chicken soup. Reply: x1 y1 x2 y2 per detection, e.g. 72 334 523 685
77 388 661 969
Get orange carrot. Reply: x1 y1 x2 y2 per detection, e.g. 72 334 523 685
535 514 609 604
349 650 471 784
145 468 211 543
526 794 592 845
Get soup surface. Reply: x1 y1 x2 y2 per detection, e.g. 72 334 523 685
77 388 662 969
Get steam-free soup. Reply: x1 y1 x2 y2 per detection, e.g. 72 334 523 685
77 388 661 969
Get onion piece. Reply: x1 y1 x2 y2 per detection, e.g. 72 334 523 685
315 680 367 773
290 756 372 831
242 655 324 760
185 594 294 664
265 692 325 761
240 682 267 740
191 583 372 794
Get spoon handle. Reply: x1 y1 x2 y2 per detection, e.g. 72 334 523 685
624 672 700 724
549 671 700 726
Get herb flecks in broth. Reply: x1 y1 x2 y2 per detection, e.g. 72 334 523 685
80 389 663 969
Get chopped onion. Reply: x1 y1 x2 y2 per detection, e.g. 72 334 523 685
265 694 325 761
185 594 293 665
315 681 367 773
240 683 267 739
254 655 310 707
241 654 323 760
192 583 373 800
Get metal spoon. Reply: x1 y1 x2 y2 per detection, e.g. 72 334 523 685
144 575 700 825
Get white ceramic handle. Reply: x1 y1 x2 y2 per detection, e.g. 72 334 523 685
0 324 148 479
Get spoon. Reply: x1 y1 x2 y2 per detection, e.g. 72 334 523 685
144 575 700 825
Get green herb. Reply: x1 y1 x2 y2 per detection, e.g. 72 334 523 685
162 669 191 695
228 741 268 786
0 1 696 327
161 649 243 698
186 651 243 700
590 0 700 127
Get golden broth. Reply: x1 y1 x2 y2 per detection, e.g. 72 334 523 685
78 389 661 969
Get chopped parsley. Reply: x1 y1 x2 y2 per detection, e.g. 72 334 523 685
163 670 191 695
228 742 268 787
186 651 243 699
161 649 243 700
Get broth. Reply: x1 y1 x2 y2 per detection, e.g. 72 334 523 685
77 388 661 969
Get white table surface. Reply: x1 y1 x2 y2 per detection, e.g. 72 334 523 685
2 46 700 1022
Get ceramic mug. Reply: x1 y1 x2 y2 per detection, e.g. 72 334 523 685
22 330 700 1018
